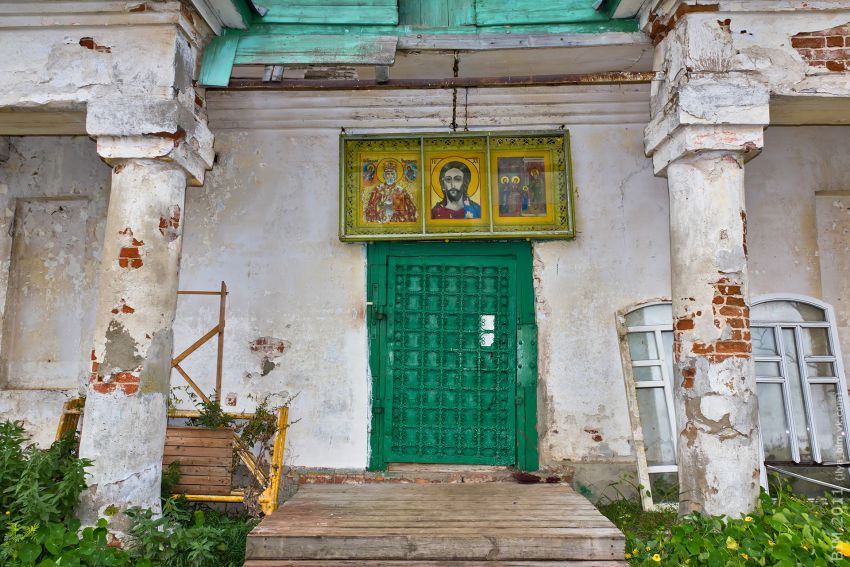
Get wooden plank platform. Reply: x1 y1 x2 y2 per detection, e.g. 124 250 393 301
244 483 627 566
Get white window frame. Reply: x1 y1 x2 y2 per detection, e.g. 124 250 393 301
752 294 850 465
616 300 676 511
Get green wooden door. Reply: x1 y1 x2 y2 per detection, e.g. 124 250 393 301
368 242 538 470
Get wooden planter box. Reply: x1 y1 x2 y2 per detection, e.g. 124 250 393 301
163 426 235 496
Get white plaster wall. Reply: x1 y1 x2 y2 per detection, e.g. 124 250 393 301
183 93 850 472
0 136 110 445
191 86 666 471
177 131 370 469
534 125 670 468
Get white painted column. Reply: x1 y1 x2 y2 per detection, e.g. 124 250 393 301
78 158 187 533
667 150 760 516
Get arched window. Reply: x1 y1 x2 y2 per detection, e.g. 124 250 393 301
619 296 850 508
752 296 850 464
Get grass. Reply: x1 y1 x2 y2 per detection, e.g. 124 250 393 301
597 497 677 541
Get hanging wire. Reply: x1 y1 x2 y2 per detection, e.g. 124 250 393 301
450 51 460 132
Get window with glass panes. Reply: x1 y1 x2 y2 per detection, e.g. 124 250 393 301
752 299 850 464
623 303 678 501
621 297 850 507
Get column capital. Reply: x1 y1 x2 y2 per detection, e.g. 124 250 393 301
644 75 770 175
87 96 214 185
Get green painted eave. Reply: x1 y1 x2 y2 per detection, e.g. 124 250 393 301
199 0 639 87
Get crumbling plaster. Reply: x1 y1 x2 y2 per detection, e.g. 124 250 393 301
175 86 850 477
0 137 110 388
0 136 110 445
179 86 671 474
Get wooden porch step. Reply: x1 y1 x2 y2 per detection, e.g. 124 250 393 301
245 484 626 563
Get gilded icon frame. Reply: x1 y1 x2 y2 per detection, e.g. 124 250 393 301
340 131 574 241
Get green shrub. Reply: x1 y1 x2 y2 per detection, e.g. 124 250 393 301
0 518 136 566
621 485 850 565
127 499 256 567
0 421 133 566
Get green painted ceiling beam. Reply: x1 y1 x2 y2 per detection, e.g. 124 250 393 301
197 1 640 87
259 0 398 25
236 33 398 65
199 28 241 86
476 0 610 25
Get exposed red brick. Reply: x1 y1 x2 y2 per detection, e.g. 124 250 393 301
129 3 147 12
159 205 182 241
79 37 112 53
803 23 850 37
113 372 139 384
131 238 144 247
793 24 850 71
718 285 742 295
92 382 117 394
151 128 186 142
812 48 850 61
648 3 720 45
727 317 746 328
675 318 695 330
712 296 724 305
725 296 746 307
791 36 826 48
719 306 742 317
118 258 129 268
130 259 143 269
692 342 714 355
119 247 140 258
715 341 751 354
730 330 752 341
682 367 696 389
121 384 139 395
122 304 135 314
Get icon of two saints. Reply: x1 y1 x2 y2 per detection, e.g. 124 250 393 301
363 158 482 224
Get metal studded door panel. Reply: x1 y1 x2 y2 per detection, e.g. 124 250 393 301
384 256 516 465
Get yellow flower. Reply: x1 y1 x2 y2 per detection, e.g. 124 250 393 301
836 542 850 557
744 516 753 522
726 537 739 550
633 548 639 554
646 546 651 551
741 553 749 560
625 553 632 559
652 554 661 562
801 543 811 551
768 540 775 546
4 511 9 516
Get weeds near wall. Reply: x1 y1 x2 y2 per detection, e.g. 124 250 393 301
0 420 257 566
601 478 850 565
0 422 132 565
127 499 256 567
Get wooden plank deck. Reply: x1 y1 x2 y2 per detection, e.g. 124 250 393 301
244 483 627 566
